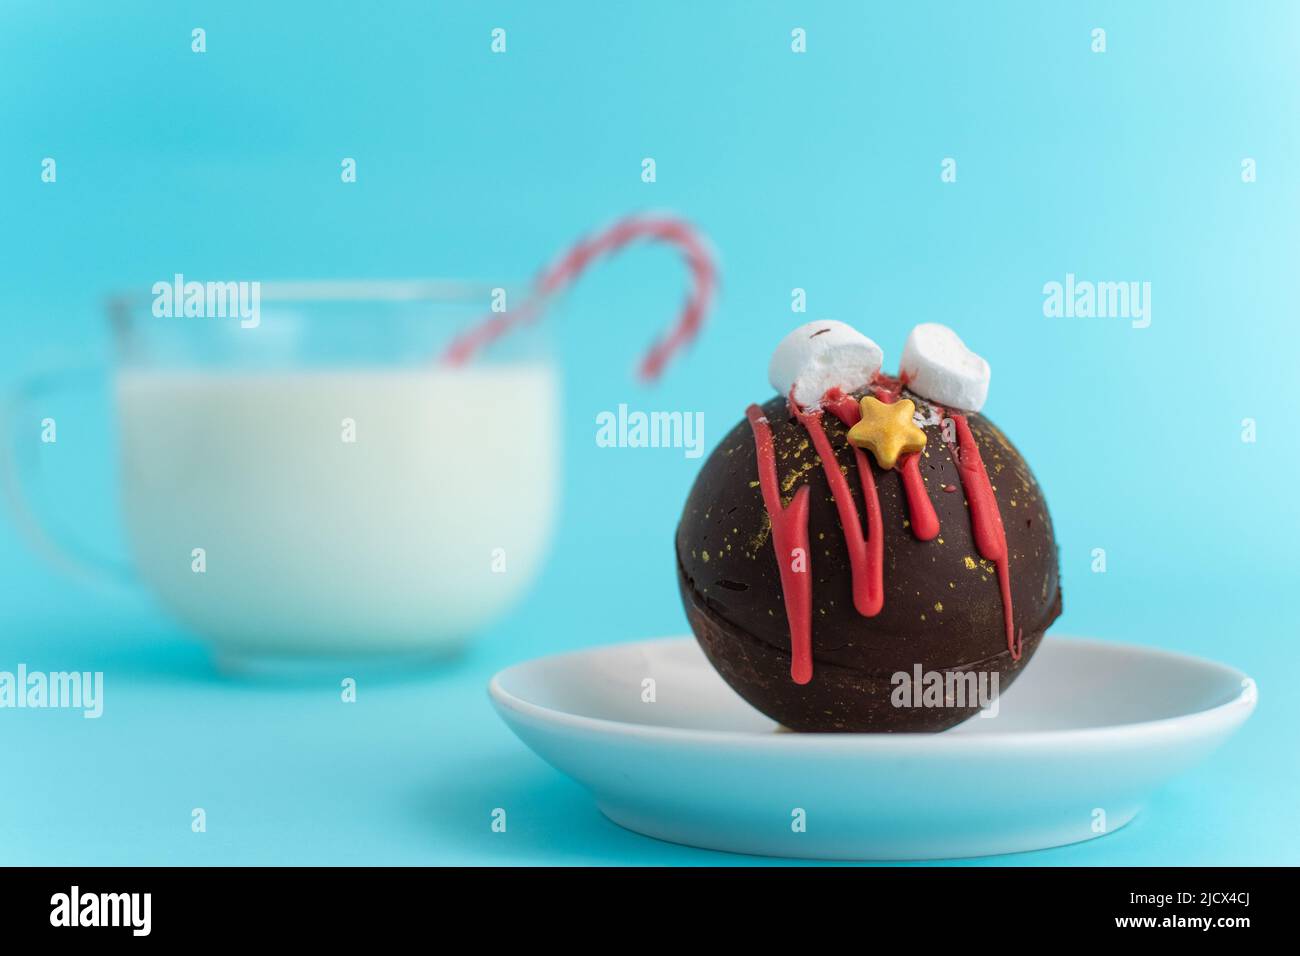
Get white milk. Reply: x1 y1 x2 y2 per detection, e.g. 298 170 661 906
115 364 558 656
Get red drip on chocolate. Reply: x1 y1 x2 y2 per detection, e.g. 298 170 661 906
745 404 814 684
952 414 1020 659
867 387 941 542
747 382 1019 685
898 455 940 541
820 388 860 427
795 391 884 620
869 373 906 403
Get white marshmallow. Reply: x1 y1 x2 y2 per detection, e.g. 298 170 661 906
899 323 990 412
767 320 884 408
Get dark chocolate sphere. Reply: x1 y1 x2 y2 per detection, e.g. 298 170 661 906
675 391 1062 732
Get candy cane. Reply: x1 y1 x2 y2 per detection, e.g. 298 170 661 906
441 214 718 382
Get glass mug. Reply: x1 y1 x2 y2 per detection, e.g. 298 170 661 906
3 280 558 665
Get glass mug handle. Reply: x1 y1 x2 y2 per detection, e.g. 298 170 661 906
0 363 135 589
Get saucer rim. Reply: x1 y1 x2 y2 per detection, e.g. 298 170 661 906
487 634 1257 751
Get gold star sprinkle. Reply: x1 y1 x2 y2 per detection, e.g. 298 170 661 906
846 396 927 470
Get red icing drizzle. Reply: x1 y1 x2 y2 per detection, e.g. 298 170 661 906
794 392 884 619
951 414 1020 660
745 379 1021 684
870 373 905 403
898 455 940 541
865 386 941 542
821 388 861 426
745 405 814 684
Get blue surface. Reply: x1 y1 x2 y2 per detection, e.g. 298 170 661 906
1 1 1296 865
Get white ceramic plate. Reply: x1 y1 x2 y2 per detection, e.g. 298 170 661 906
489 635 1256 860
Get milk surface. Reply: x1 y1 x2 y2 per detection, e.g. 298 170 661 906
115 364 558 655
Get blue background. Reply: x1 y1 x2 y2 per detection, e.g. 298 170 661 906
1 1 1296 864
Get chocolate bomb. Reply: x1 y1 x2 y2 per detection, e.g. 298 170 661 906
676 389 1062 732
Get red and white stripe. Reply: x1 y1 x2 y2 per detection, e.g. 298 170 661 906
441 214 718 382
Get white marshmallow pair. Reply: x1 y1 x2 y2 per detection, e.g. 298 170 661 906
767 320 990 412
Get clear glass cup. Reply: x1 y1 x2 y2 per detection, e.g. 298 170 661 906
5 280 558 668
